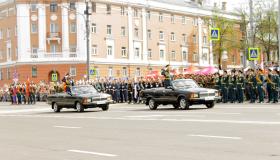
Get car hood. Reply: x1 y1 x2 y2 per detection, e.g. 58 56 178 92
78 93 111 99
180 88 216 93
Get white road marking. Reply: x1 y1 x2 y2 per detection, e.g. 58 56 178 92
68 149 117 157
125 115 205 118
186 112 241 115
1 114 280 125
0 108 50 114
53 126 81 129
217 107 279 109
189 134 242 140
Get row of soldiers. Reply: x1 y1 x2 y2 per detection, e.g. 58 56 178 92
90 79 164 104
211 69 280 103
88 69 279 104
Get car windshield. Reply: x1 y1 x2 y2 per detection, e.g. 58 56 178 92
172 80 199 89
72 86 98 94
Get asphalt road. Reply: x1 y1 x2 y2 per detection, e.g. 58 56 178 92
0 102 280 160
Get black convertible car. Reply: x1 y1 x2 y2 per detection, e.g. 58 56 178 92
47 85 113 112
140 79 221 110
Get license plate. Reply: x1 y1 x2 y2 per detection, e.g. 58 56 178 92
97 101 106 104
205 97 214 101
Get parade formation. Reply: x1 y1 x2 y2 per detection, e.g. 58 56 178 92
1 66 279 105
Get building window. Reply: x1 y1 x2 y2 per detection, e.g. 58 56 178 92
121 26 125 36
107 25 112 35
50 3 57 12
182 51 187 61
193 35 196 43
147 29 151 39
107 46 112 56
159 31 164 40
193 18 198 26
70 23 76 33
50 44 57 53
203 36 207 44
135 68 141 77
31 4 37 12
31 23 37 33
134 8 138 17
121 47 127 57
148 49 152 59
232 55 236 64
135 48 140 58
134 28 138 37
70 67 76 76
92 45 97 55
15 26 17 36
160 49 164 59
171 51 176 61
193 52 198 62
0 29 2 39
147 11 151 20
182 34 187 43
171 32 175 41
32 66 37 78
7 68 10 80
92 2 96 13
171 14 175 23
122 67 127 77
108 67 113 77
50 23 58 33
7 48 11 60
106 4 111 15
182 16 186 24
0 51 3 59
31 47 38 58
7 28 10 38
69 45 76 52
159 13 163 22
69 2 75 10
0 69 2 80
91 23 96 33
121 6 125 15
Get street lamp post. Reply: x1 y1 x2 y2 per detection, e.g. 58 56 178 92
84 0 91 81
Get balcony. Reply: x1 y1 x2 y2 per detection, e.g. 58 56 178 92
44 53 63 58
46 32 61 44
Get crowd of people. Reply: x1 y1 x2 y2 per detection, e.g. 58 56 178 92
1 66 280 105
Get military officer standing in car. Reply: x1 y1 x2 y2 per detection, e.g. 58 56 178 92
161 64 172 88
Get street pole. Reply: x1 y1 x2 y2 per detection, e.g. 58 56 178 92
85 0 91 81
278 0 280 64
249 0 255 68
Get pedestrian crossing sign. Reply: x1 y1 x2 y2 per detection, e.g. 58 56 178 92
89 68 95 75
248 48 260 61
210 28 220 41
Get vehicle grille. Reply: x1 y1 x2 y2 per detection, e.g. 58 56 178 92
93 98 107 101
200 92 215 98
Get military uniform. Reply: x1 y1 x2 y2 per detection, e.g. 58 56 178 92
236 74 245 103
272 72 280 103
256 72 265 103
228 75 236 103
221 74 229 103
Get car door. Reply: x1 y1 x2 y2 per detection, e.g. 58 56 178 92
63 92 76 107
163 88 176 103
153 88 165 103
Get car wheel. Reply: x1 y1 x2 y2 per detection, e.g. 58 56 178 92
179 98 189 110
76 102 84 112
206 101 215 108
101 104 109 111
53 102 61 112
173 104 179 109
148 99 158 110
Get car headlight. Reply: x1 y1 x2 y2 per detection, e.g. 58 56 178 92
107 96 112 101
192 93 199 98
83 98 91 103
215 91 219 97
